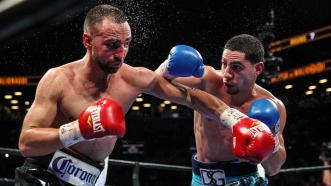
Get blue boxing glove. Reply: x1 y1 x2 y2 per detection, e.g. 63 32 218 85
155 45 204 79
248 98 280 153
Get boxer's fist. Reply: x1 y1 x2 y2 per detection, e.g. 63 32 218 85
248 98 280 134
59 98 126 147
220 108 275 163
232 117 275 164
155 45 204 78
248 98 280 152
78 98 126 139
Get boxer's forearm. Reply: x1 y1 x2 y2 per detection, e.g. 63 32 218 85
149 75 229 120
19 128 63 157
180 84 229 120
261 135 286 176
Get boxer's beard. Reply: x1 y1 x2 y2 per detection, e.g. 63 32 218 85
94 56 122 74
99 61 120 74
226 88 239 95
225 86 239 95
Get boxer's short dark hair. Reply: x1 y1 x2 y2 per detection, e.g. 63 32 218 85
84 4 128 32
224 34 265 64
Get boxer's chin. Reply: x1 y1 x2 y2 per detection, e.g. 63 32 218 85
100 64 121 74
224 84 239 95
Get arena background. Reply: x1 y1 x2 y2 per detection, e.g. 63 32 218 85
0 0 331 185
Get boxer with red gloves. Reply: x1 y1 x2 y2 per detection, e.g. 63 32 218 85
157 44 278 163
156 34 287 186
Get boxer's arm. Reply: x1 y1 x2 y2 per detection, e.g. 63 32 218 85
18 69 64 157
139 68 228 120
261 99 287 176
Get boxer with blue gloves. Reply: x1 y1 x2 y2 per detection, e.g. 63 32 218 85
156 34 287 186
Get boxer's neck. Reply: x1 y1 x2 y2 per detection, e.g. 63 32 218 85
228 86 255 107
81 53 113 84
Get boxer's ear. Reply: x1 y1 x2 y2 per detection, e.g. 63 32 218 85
255 61 264 76
82 33 92 50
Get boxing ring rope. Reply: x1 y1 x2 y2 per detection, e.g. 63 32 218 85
1 147 331 185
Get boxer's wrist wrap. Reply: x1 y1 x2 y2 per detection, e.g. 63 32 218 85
155 60 175 80
272 133 280 153
220 108 247 129
59 120 84 147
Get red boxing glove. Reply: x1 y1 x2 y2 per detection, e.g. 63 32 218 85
59 98 126 147
78 98 126 139
220 108 275 164
232 117 275 164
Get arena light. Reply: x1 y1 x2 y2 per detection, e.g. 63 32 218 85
143 103 151 108
270 25 331 53
326 88 331 92
4 95 12 99
24 101 30 105
284 84 293 89
132 106 140 110
14 91 22 96
4 153 9 158
170 105 177 110
270 60 330 84
308 85 317 90
10 100 18 104
164 100 171 104
319 79 328 84
0 76 28 85
305 90 313 95
11 105 19 110
135 98 143 102
160 103 165 108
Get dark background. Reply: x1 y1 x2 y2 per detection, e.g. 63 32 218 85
0 0 331 185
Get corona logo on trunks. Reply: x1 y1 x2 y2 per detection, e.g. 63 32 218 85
51 156 99 185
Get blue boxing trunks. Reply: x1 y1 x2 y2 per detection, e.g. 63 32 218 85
191 155 268 186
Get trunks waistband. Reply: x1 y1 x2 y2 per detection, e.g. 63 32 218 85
24 149 104 186
25 148 104 170
192 155 257 177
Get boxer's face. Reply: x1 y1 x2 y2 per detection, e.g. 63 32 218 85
87 18 132 74
221 49 263 95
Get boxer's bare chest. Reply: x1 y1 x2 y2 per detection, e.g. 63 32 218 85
194 79 257 160
58 74 138 122
52 73 140 161
195 79 255 140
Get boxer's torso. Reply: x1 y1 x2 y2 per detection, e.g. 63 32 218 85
51 61 141 162
194 69 275 163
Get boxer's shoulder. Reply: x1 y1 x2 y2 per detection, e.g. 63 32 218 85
122 64 157 81
253 84 277 100
254 85 285 106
